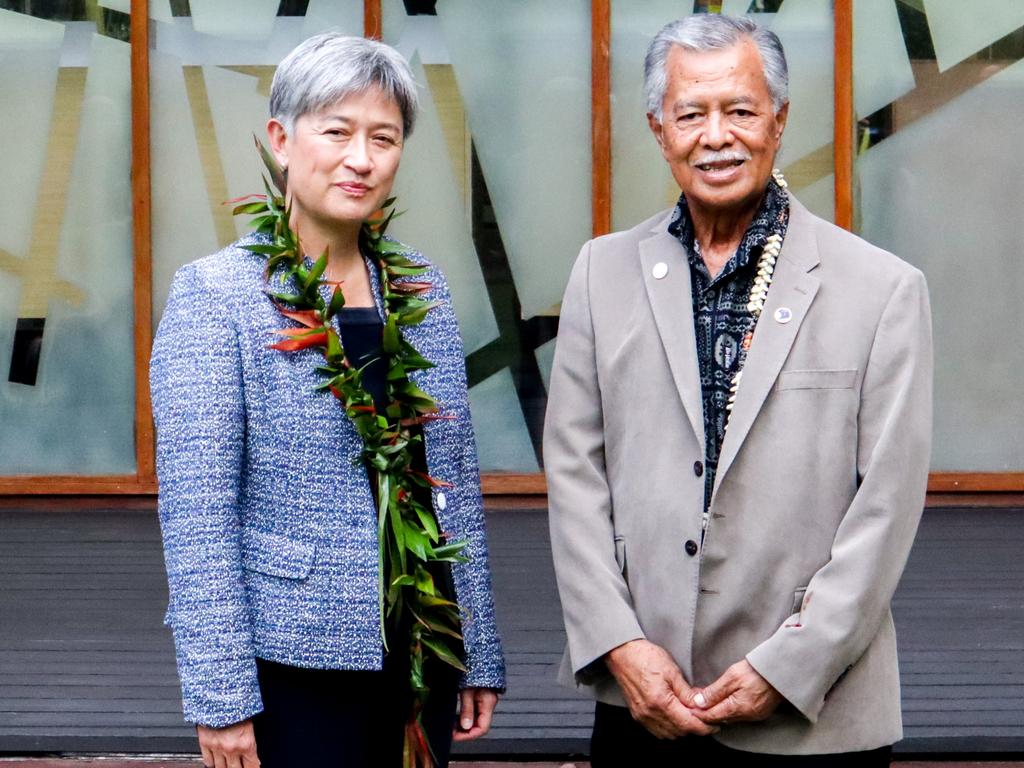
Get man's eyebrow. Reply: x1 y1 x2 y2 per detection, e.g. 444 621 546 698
671 95 759 111
672 100 705 112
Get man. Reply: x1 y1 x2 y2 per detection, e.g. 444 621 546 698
544 14 931 766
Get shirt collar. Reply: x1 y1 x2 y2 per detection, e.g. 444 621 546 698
668 178 790 283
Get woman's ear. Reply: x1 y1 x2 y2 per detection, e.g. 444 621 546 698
266 118 289 170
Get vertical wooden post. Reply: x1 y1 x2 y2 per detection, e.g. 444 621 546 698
365 0 383 40
833 0 854 231
131 0 156 488
591 0 612 237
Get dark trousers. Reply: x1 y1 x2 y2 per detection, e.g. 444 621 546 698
252 654 459 768
591 702 892 767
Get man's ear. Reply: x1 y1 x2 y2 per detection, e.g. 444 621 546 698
647 112 666 152
266 118 290 169
773 101 790 143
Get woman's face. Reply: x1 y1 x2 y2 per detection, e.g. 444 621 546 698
269 87 405 235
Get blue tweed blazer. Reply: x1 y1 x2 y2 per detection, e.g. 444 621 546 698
150 233 506 727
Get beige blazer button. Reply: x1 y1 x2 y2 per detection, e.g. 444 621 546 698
652 262 669 280
436 491 447 511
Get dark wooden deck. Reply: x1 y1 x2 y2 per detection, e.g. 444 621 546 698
1 502 1023 758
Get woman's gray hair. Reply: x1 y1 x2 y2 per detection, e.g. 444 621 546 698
644 15 788 119
270 33 419 137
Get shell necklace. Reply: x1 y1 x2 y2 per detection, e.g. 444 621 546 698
724 168 788 424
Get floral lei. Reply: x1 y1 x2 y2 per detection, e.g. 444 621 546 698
232 139 468 767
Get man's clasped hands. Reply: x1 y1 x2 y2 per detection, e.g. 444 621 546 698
605 638 785 739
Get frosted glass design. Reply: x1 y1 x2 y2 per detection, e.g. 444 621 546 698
302 0 362 39
203 65 275 241
853 0 915 118
0 13 63 259
796 172 834 224
385 12 449 65
769 0 834 165
150 49 220 325
534 338 557 393
922 0 1024 73
611 3 834 230
610 2 694 231
99 0 173 23
468 369 540 473
382 0 410 49
722 0 755 15
857 59 1024 471
437 0 591 319
388 56 498 355
0 32 134 474
189 0 281 41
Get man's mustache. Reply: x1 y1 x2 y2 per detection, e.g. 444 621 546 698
691 150 753 166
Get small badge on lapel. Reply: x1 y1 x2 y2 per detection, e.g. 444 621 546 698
774 307 793 324
652 262 669 280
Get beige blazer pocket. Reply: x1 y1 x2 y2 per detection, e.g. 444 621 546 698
614 535 627 578
791 586 808 614
241 529 316 580
776 368 857 391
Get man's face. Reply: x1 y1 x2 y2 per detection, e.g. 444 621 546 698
648 40 788 218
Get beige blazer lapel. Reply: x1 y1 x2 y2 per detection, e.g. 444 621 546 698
638 215 705 452
711 196 821 501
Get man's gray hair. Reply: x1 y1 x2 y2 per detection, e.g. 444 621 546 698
644 15 789 119
270 33 418 137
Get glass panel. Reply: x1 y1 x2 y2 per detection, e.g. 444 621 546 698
921 0 1024 72
611 0 836 231
855 3 1024 471
0 5 135 475
467 369 540 473
436 0 592 321
382 2 585 472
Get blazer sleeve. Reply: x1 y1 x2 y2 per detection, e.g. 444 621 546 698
544 242 646 677
745 267 933 722
427 269 506 691
150 262 263 727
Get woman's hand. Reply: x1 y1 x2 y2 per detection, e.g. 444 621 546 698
197 719 260 768
452 687 499 741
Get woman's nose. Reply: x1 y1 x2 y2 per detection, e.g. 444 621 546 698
343 136 373 173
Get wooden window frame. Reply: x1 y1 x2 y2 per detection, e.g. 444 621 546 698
1 0 1019 495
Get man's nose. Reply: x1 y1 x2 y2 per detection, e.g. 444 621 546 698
701 112 733 149
344 136 373 174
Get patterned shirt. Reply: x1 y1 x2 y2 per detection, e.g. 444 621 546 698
667 180 789 512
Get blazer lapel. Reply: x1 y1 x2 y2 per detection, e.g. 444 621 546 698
639 216 706 452
711 196 821 501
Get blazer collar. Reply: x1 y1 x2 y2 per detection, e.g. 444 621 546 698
639 213 706 453
711 194 821 502
637 193 822 490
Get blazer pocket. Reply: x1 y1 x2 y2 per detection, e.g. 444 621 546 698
776 369 857 391
241 529 316 580
614 535 628 578
791 587 808 615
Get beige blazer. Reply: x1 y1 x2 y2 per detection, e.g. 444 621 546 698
544 194 932 755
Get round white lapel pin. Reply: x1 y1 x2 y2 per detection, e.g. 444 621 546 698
652 262 669 280
774 307 793 324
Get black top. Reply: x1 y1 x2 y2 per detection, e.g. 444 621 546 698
338 308 459 623
338 307 389 411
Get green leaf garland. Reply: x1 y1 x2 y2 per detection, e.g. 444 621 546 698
233 137 469 768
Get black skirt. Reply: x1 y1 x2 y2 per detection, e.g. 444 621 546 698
252 648 460 768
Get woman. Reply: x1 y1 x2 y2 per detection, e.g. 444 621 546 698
150 34 505 768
